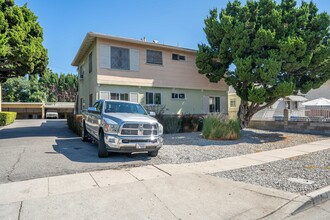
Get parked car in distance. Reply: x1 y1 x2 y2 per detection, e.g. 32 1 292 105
46 111 59 119
81 100 163 158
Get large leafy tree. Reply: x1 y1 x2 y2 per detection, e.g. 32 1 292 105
196 0 330 128
2 71 78 102
0 0 48 109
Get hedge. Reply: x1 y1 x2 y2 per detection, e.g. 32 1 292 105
67 114 83 136
0 112 17 126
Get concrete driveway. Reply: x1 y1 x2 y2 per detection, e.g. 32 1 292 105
0 119 155 184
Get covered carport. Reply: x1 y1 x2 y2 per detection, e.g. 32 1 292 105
2 102 74 119
2 102 44 119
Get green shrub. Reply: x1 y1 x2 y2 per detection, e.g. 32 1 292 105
163 116 182 134
144 105 166 124
67 114 82 136
202 114 240 140
0 112 17 126
181 114 200 132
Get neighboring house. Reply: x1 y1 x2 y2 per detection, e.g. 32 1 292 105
228 86 240 119
252 95 308 121
2 102 74 119
226 86 309 121
305 80 330 100
71 32 228 115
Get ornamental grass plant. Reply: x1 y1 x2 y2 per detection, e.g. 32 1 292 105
202 114 240 140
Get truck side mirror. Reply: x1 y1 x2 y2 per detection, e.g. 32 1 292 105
87 107 97 112
149 112 156 117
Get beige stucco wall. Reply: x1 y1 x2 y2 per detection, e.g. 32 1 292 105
98 84 227 115
95 38 227 91
77 36 229 113
77 42 98 110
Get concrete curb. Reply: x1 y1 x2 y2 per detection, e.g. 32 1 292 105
291 185 330 215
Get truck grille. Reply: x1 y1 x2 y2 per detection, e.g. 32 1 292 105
120 123 158 136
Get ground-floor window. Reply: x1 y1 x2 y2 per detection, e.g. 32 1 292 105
171 93 186 100
209 96 220 113
80 98 84 110
89 94 93 107
230 98 236 108
146 92 161 105
110 93 129 101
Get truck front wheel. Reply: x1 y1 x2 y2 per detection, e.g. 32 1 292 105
82 122 89 142
98 131 108 158
148 150 159 157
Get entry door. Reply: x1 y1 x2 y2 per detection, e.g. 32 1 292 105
130 92 139 103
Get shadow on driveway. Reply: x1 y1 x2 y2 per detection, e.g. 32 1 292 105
53 138 152 164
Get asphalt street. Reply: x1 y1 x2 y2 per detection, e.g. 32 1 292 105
0 119 153 184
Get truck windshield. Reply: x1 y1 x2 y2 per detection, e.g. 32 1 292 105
104 101 148 115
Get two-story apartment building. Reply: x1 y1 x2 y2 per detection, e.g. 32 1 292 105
72 32 228 115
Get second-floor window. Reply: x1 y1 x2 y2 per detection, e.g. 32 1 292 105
89 52 93 73
146 92 161 105
146 50 162 65
172 54 186 61
111 47 130 70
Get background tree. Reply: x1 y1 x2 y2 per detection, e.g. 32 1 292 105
39 68 59 102
0 0 48 110
2 71 78 102
1 76 30 102
196 0 330 128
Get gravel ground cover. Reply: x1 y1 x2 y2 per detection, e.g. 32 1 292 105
149 128 328 164
212 149 330 194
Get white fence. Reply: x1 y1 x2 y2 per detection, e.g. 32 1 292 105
253 107 330 122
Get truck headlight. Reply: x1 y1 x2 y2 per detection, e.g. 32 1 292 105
103 120 119 134
158 123 163 135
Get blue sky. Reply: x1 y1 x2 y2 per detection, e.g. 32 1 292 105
15 0 330 75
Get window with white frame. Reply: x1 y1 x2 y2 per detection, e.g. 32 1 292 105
146 92 161 105
209 96 220 113
146 50 163 65
171 93 185 100
110 93 129 101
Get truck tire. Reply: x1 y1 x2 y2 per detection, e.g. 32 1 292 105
82 122 89 142
98 131 108 158
148 150 158 157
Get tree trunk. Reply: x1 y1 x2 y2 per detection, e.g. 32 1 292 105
237 101 255 129
237 99 278 129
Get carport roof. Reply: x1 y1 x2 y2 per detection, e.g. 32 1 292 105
285 95 308 102
44 102 75 109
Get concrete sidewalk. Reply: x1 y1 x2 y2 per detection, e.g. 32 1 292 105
0 139 330 219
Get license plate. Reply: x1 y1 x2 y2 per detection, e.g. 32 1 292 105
136 144 146 149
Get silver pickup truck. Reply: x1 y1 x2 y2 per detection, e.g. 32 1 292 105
81 99 163 157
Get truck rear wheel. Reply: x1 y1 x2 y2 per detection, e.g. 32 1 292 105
98 131 108 158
